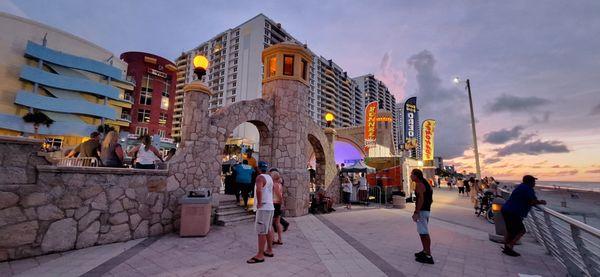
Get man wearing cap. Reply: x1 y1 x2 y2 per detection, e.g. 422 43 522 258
247 161 275 264
501 175 547 256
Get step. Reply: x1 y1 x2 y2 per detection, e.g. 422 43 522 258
218 203 244 210
217 212 255 221
215 214 255 226
216 209 249 217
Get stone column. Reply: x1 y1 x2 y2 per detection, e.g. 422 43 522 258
167 81 221 196
261 43 313 216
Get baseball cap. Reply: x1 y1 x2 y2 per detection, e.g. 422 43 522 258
258 161 269 171
523 175 538 184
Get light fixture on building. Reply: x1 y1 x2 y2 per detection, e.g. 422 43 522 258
193 55 209 79
324 112 335 127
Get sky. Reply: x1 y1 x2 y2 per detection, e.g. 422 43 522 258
2 0 600 182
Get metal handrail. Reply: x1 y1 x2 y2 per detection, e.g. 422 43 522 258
56 157 99 167
525 205 600 276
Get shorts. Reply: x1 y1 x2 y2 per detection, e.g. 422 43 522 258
502 211 525 237
274 203 282 217
416 211 430 235
255 210 274 235
342 192 351 204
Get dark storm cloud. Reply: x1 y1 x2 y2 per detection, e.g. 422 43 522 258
484 126 524 144
488 94 550 113
591 103 600 115
407 50 471 159
496 139 569 157
484 157 501 164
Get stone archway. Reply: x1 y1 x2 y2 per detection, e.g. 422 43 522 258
307 133 326 188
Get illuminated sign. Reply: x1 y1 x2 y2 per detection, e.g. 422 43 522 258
376 116 393 122
403 97 419 158
364 101 378 150
421 119 436 161
148 68 167 78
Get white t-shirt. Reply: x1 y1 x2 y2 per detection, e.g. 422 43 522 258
342 182 352 193
253 174 274 211
358 177 368 190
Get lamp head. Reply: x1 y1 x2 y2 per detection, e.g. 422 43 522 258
193 55 209 79
453 77 460 84
324 112 335 127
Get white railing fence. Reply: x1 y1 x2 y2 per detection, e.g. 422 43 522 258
524 205 600 277
56 157 99 167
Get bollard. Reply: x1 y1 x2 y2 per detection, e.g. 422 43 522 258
489 197 506 243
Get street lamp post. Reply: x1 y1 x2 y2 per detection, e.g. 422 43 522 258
454 77 482 179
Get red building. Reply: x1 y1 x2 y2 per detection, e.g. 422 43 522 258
120 52 177 139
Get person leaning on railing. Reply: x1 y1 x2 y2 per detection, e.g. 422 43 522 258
500 175 547 257
67 131 101 163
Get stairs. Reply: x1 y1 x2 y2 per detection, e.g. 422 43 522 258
215 198 255 226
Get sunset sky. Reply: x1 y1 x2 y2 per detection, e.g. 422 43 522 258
2 0 600 182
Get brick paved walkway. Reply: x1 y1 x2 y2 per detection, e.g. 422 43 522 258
0 189 567 277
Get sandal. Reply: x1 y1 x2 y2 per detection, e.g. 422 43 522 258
264 252 274 257
274 241 283 245
246 257 265 264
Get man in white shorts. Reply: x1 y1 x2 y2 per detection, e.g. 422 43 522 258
247 161 275 264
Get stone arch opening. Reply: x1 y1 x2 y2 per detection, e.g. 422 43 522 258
333 138 365 165
307 133 326 191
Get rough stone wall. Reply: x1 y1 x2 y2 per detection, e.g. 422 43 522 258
0 136 173 262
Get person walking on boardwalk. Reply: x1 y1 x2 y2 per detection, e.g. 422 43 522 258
270 170 284 245
247 162 275 264
411 169 434 264
501 175 547 257
233 160 255 208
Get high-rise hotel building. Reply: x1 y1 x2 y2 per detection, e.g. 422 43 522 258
353 74 400 149
172 14 300 140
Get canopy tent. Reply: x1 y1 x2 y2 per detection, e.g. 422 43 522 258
341 160 376 173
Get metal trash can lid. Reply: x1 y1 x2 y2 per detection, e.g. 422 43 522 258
180 196 212 204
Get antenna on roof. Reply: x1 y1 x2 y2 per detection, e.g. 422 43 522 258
42 33 47 46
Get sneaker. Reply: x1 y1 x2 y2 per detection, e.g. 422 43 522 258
415 254 434 264
502 247 521 257
414 251 426 258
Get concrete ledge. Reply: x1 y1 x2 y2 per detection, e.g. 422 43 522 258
36 165 169 176
0 135 43 145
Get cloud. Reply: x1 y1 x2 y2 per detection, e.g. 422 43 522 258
484 157 501 164
0 0 28 18
586 169 600 174
591 103 600 116
547 170 579 176
496 139 569 157
407 50 471 159
488 94 550 113
375 52 406 101
529 111 551 124
551 165 572 169
484 126 524 144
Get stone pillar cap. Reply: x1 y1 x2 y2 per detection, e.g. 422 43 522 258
183 80 212 96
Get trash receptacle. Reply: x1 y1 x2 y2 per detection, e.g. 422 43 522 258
180 189 212 237
392 195 406 209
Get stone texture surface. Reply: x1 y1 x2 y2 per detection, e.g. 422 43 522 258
0 192 19 209
36 204 64 221
98 224 130 244
41 218 77 253
75 221 99 249
0 221 38 248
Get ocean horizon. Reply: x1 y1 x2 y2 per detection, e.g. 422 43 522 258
499 180 600 192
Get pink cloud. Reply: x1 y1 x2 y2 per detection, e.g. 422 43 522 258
375 52 406 101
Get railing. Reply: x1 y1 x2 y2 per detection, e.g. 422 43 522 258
56 157 99 167
499 186 600 276
524 204 600 276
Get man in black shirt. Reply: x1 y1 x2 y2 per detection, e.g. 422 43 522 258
411 169 434 264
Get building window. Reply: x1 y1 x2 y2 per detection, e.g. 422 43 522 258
140 88 152 105
159 113 167 125
268 56 277 77
301 59 308 80
162 82 170 97
283 55 294 76
158 129 166 138
135 126 148 136
44 137 63 150
137 109 151 123
161 97 169 110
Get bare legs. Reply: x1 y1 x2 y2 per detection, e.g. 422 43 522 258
420 234 431 255
274 217 283 243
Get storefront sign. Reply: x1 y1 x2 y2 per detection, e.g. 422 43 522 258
403 97 419 158
148 68 167 78
364 101 378 149
421 119 436 161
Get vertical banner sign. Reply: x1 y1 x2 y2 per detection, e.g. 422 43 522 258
421 119 436 161
364 101 378 150
403 97 418 158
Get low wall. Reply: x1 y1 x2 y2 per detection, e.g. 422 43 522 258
0 136 181 261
